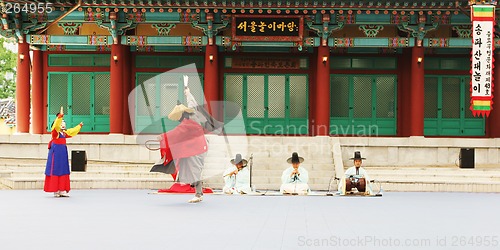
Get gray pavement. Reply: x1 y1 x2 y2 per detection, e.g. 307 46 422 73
0 190 499 250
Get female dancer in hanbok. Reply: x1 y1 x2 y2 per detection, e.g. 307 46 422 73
44 107 83 197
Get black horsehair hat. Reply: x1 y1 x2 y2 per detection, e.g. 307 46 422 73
230 154 248 165
350 151 366 160
287 152 304 164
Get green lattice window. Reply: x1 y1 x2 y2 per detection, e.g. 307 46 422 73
135 56 204 69
48 74 68 116
424 57 469 71
424 75 485 136
289 75 308 119
331 57 397 70
48 72 110 132
48 54 110 67
224 74 308 135
247 75 265 119
134 72 204 134
330 75 397 135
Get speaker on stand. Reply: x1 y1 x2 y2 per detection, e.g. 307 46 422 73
459 148 474 169
71 150 87 172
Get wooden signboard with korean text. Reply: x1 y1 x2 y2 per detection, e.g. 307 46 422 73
232 15 304 42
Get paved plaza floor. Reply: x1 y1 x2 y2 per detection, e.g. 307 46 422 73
0 190 499 250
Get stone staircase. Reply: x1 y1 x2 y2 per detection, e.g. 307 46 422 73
1 135 500 192
368 166 500 192
3 159 500 192
0 159 174 190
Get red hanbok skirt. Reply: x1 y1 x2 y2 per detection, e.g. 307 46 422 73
44 175 70 192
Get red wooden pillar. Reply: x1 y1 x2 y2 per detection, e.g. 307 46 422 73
110 43 124 134
398 49 412 136
122 46 132 135
31 50 44 134
314 45 330 136
16 42 31 133
487 53 500 137
409 46 425 136
309 49 317 135
204 44 219 117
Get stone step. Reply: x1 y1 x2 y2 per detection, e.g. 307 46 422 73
202 169 335 177
0 182 10 189
3 156 500 192
4 175 500 192
370 175 500 181
369 171 500 177
204 177 337 186
204 156 333 165
1 162 336 172
0 177 173 190
380 182 500 192
366 167 500 172
9 171 170 179
5 168 500 185
247 182 500 193
206 183 333 191
0 164 154 171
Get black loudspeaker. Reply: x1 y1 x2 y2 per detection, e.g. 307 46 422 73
71 150 87 172
459 148 474 169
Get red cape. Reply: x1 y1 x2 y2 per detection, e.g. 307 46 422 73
159 119 208 181
158 183 213 193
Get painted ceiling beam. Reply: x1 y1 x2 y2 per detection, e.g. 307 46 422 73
121 35 208 46
27 34 114 45
23 33 500 48
0 0 475 9
3 9 473 25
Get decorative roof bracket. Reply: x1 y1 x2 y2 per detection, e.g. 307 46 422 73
452 25 472 38
37 0 82 34
97 12 136 44
58 23 82 35
359 25 384 37
152 23 176 36
398 14 438 47
25 18 48 35
192 13 229 46
1 14 8 30
0 14 16 39
0 29 15 40
14 16 23 43
306 14 344 47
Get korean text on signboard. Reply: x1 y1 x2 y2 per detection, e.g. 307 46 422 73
232 15 303 42
472 21 493 97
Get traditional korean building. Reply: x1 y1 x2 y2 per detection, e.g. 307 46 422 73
2 0 500 137
0 98 16 134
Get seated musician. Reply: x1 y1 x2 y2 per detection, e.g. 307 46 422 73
222 154 251 194
338 151 373 195
280 152 310 195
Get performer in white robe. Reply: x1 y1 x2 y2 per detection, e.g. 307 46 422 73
222 154 251 194
338 151 373 195
280 152 310 195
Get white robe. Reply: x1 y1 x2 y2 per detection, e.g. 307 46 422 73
280 166 310 194
338 166 373 195
222 166 251 194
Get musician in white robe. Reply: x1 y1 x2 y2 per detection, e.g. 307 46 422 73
338 151 373 195
280 152 310 195
222 154 251 194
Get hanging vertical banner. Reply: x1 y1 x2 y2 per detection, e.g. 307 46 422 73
471 5 495 117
